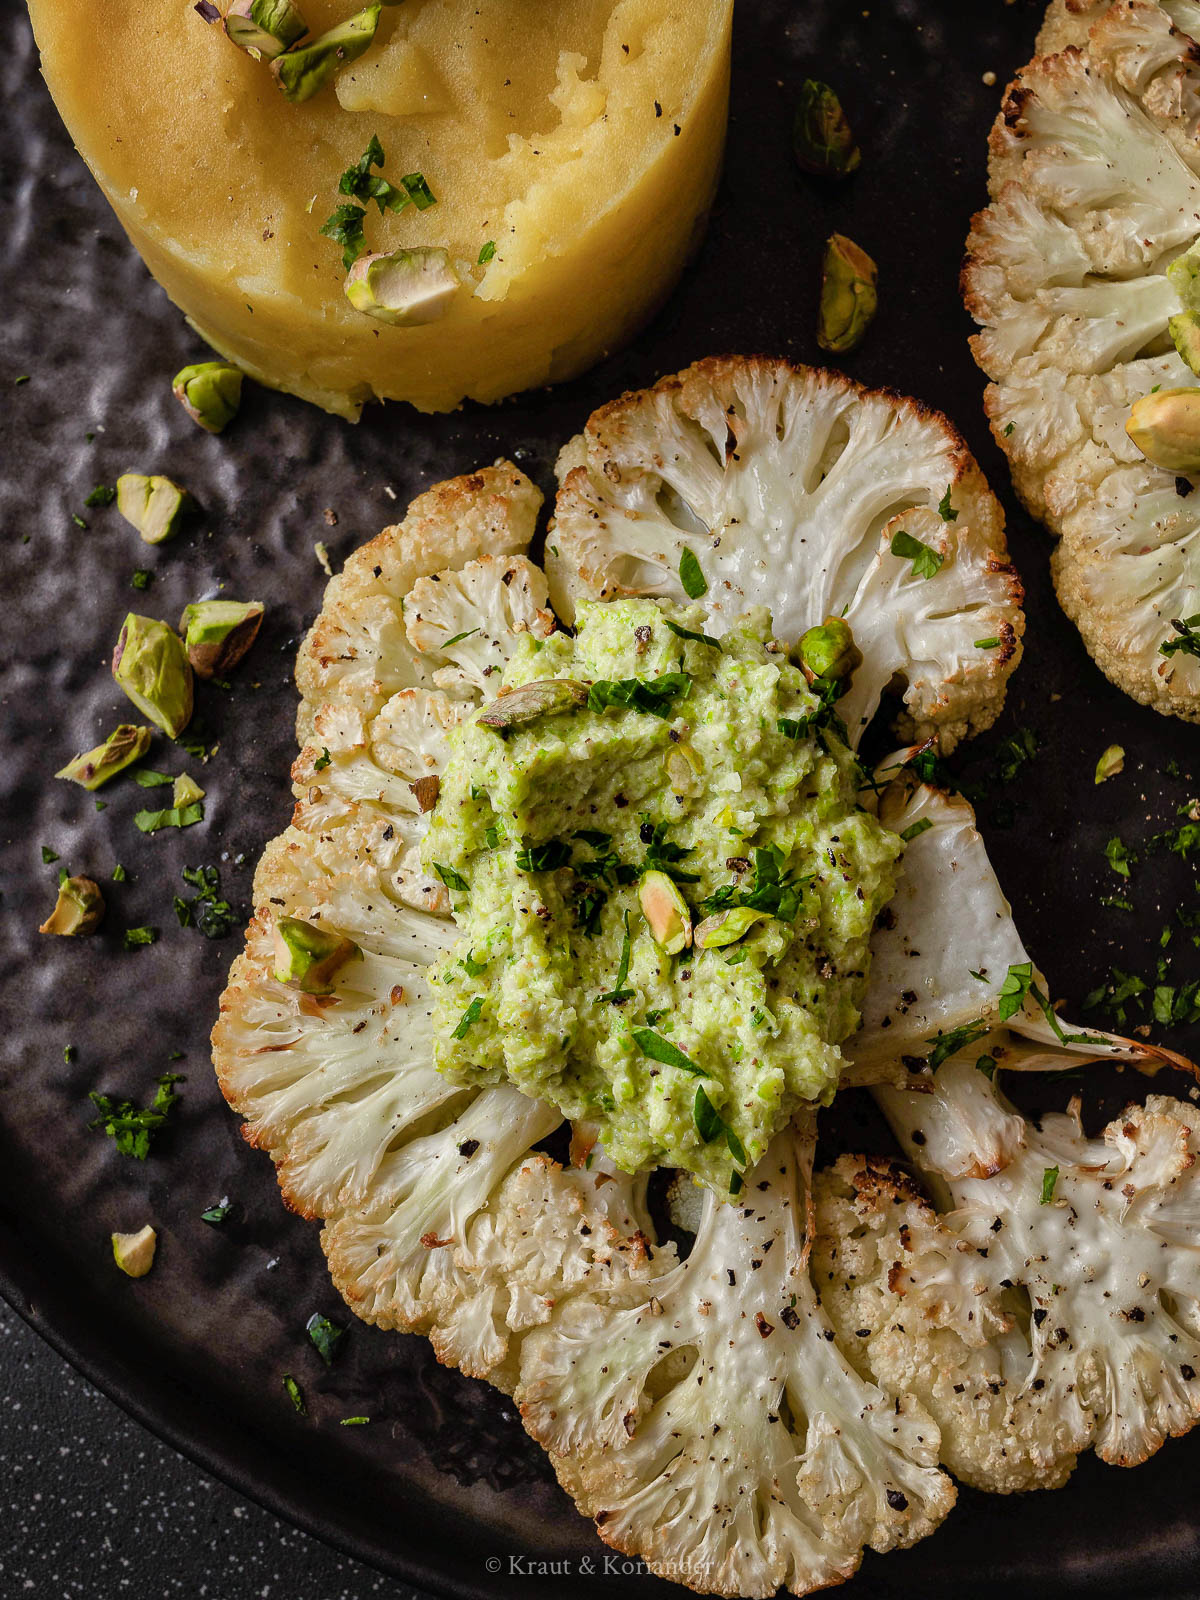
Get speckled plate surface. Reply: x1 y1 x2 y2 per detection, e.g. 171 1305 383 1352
5 1 1200 1595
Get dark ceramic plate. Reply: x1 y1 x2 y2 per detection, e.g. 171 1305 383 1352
4 0 1200 1595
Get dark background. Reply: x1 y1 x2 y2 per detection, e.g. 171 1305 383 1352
5 0 1200 1596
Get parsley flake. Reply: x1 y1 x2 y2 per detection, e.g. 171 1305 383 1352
452 997 484 1039
678 547 708 599
890 529 944 580
306 1311 346 1366
632 1028 703 1073
937 485 958 522
1040 1166 1059 1205
88 1072 183 1159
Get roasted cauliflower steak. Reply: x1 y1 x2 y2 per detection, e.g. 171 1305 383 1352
211 362 1200 1597
965 0 1200 718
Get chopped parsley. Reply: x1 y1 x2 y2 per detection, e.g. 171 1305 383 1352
478 240 496 264
452 997 484 1039
1100 895 1133 912
1083 967 1147 1024
458 951 488 978
890 529 943 580
200 1198 232 1226
693 1086 746 1168
340 1416 370 1426
999 961 1092 1046
925 1017 988 1071
41 846 59 864
1104 836 1134 879
899 818 932 842
573 883 607 938
123 926 158 950
305 1311 346 1366
319 203 368 269
433 861 469 892
698 844 808 923
640 819 698 882
313 747 332 771
441 627 479 648
665 619 720 649
1039 1166 1059 1205
937 486 958 522
587 672 691 718
178 865 235 939
1161 614 1200 660
85 484 116 507
632 1028 702 1073
282 1374 306 1414
131 569 152 590
134 801 204 833
598 912 634 1004
974 637 1000 649
514 839 571 872
88 1072 184 1159
1003 421 1015 436
678 547 708 598
134 769 175 787
112 863 127 882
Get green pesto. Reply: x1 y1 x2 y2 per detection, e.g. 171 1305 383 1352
422 599 901 1195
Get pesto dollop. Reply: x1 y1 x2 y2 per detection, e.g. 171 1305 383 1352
422 598 901 1194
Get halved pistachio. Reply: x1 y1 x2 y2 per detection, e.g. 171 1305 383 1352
112 1225 157 1278
793 80 860 177
694 906 769 950
638 870 692 954
1171 312 1200 378
1126 387 1200 473
56 724 152 790
1094 744 1125 784
343 248 461 326
172 362 243 433
40 876 106 937
1168 240 1200 311
116 473 196 544
664 742 703 797
273 916 362 994
173 773 205 808
817 233 877 354
224 0 308 59
112 614 194 738
792 617 862 689
476 679 588 731
179 599 264 678
271 4 380 101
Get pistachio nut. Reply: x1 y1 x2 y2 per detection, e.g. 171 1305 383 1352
179 599 264 678
40 875 106 937
112 613 194 738
343 248 461 326
793 79 860 177
817 233 877 354
1094 744 1125 785
116 473 196 544
273 915 363 993
271 4 380 101
224 0 308 59
172 361 243 433
664 742 703 797
792 617 862 690
56 724 152 790
1171 311 1200 378
1168 239 1200 311
637 870 692 954
693 906 770 950
111 1225 157 1278
1126 387 1200 473
476 678 588 731
172 773 205 808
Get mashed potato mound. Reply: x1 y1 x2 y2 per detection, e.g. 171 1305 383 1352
29 0 733 417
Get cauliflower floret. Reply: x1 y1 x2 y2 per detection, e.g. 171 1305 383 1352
964 2 1200 718
516 1121 955 1598
403 553 556 699
547 356 1022 752
866 1058 1200 1479
812 1151 1079 1494
295 460 541 741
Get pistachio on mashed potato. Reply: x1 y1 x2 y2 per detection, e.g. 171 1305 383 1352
422 597 902 1194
